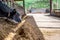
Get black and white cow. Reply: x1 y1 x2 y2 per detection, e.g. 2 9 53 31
0 1 21 23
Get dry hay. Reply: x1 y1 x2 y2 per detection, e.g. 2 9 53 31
0 16 44 40
0 18 17 40
13 21 44 40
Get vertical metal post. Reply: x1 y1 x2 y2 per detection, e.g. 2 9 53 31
50 0 52 15
23 0 25 13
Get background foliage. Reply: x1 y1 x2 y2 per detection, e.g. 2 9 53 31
15 0 60 9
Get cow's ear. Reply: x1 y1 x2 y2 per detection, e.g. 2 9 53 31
12 9 16 15
13 9 16 13
9 9 17 18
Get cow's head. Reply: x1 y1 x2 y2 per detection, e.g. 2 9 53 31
9 9 21 23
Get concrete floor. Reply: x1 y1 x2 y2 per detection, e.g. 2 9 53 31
27 13 60 40
27 13 60 28
40 28 60 40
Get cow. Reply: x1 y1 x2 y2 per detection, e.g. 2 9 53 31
0 1 21 23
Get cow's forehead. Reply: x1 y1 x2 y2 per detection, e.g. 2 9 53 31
16 12 20 16
13 14 21 22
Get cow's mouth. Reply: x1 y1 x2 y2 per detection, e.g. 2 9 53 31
7 16 21 24
7 12 21 24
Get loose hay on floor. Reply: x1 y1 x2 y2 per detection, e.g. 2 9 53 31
0 16 44 40
0 18 17 40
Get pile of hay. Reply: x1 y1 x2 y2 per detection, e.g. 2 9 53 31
0 18 17 40
0 16 44 40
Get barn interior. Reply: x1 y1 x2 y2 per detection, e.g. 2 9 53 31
0 0 60 40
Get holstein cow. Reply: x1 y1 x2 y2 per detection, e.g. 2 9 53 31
0 1 21 23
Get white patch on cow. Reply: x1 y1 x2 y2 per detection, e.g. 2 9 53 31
8 19 18 24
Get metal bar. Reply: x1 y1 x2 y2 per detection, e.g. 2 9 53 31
50 0 52 14
23 0 26 15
